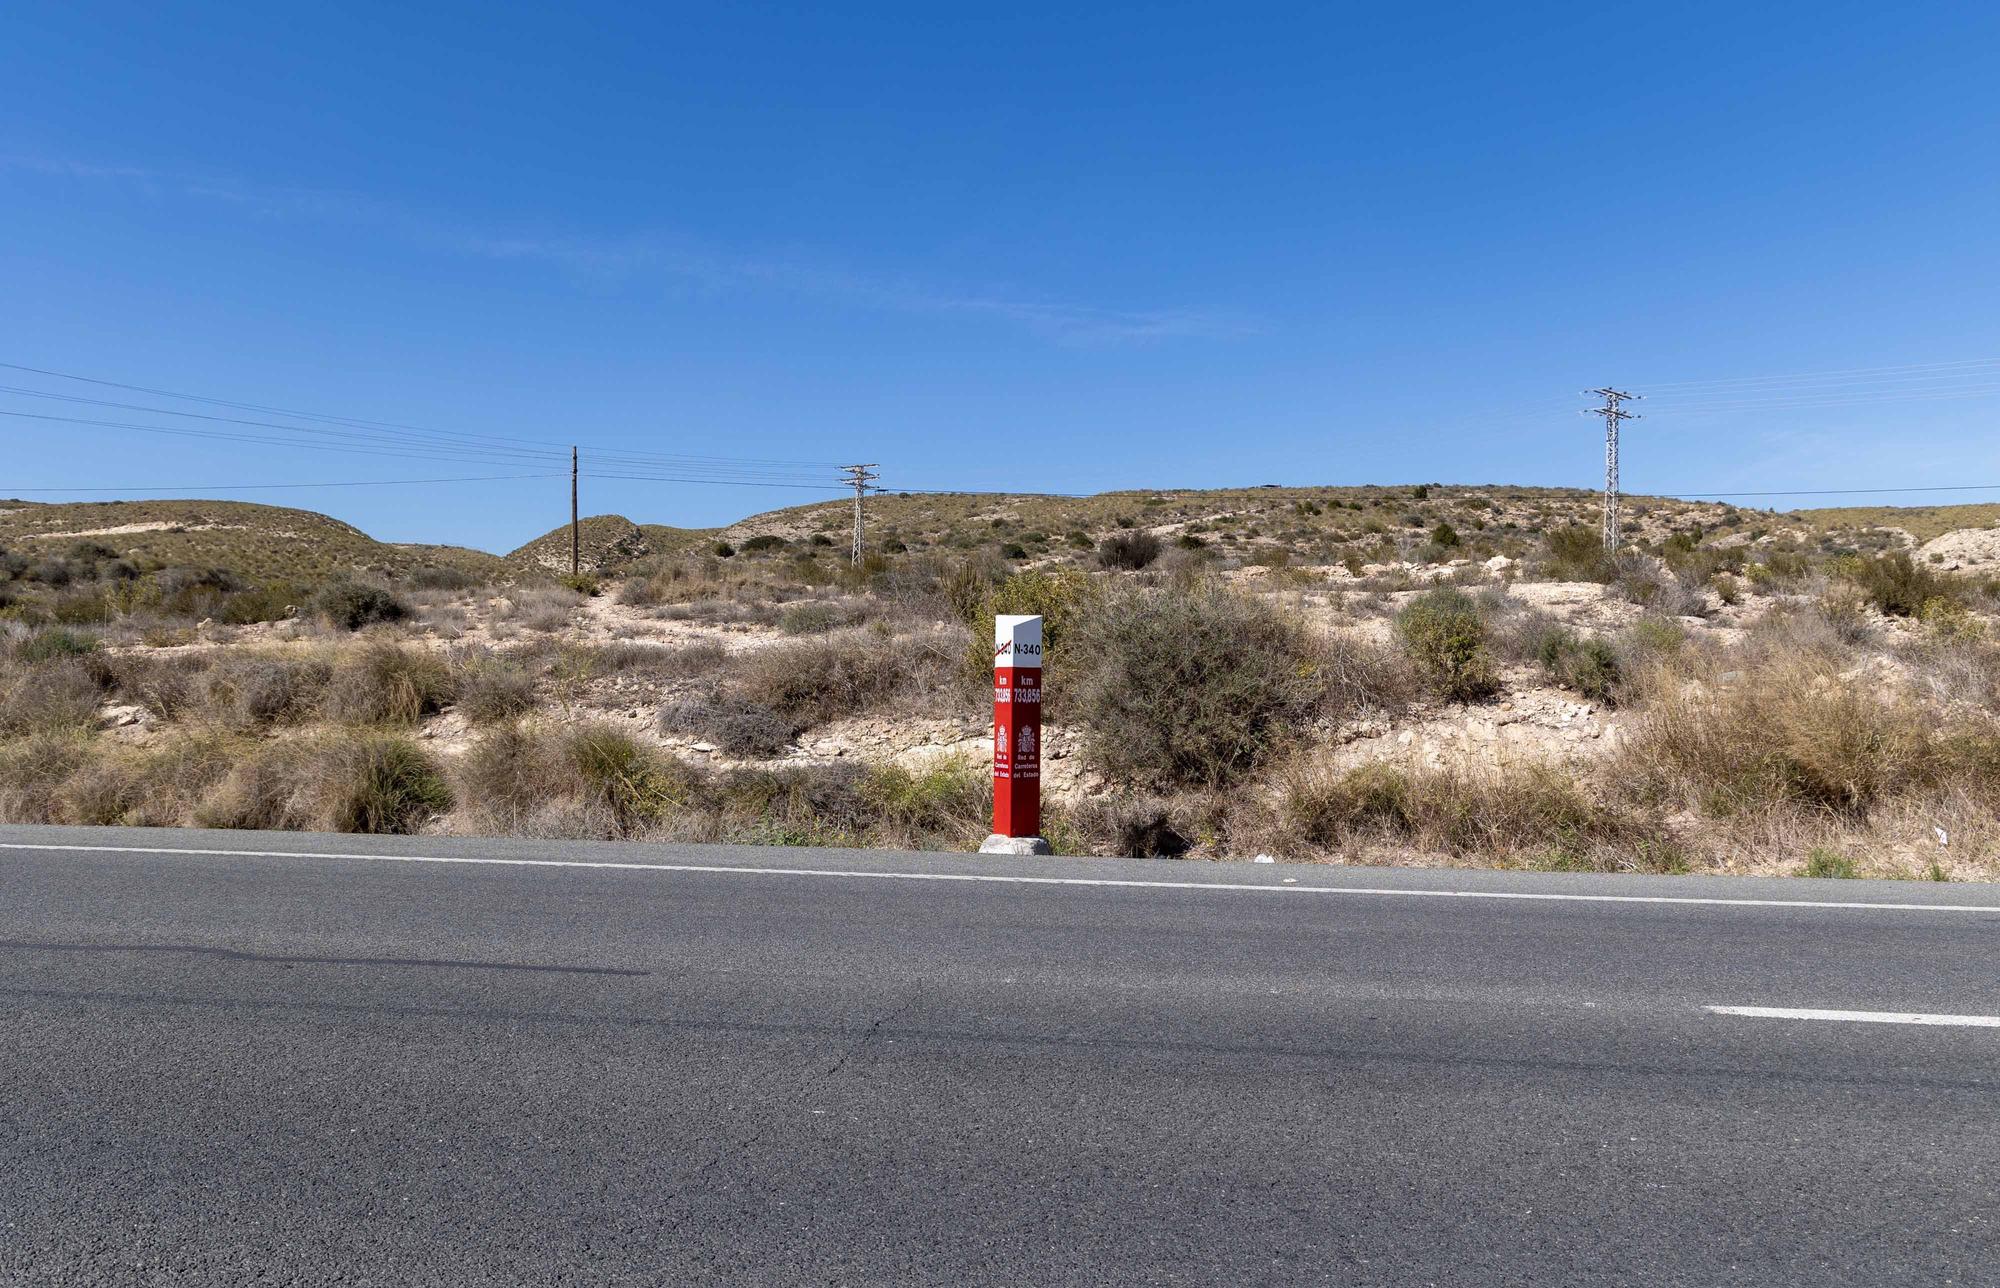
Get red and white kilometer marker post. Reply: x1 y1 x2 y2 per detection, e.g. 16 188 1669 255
980 614 1054 855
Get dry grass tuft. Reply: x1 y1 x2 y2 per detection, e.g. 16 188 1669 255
453 651 539 724
196 731 451 834
322 643 456 725
1616 642 2000 819
1258 759 1674 871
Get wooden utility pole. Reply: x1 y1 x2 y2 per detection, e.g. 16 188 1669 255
570 446 580 577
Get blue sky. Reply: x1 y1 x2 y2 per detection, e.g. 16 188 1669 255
5 1 1999 551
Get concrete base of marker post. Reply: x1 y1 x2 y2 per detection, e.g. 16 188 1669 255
979 832 1054 856
985 613 1052 856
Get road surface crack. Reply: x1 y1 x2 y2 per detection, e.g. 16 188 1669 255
653 979 925 1239
0 939 648 976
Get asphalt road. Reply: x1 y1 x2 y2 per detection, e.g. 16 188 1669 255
3 825 1998 1286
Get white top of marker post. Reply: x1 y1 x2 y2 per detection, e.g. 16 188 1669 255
994 614 1043 670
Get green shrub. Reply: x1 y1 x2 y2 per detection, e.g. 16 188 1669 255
17 628 100 662
559 573 603 596
1622 616 1686 659
1845 551 1959 618
219 582 304 625
713 541 737 558
330 736 454 833
0 731 98 823
1395 588 1496 701
971 567 1095 673
62 733 241 827
1532 626 1620 703
742 534 787 553
857 757 990 847
1073 584 1334 789
1544 525 1616 582
1430 522 1460 549
1617 650 1946 817
739 634 921 728
1096 530 1162 571
406 566 482 592
313 582 409 631
1802 847 1858 879
198 652 333 728
50 591 112 625
779 601 840 635
566 725 694 833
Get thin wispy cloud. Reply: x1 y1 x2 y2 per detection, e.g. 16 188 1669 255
5 156 1256 345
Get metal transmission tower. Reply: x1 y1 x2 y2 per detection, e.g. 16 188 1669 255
1584 388 1640 551
840 464 879 565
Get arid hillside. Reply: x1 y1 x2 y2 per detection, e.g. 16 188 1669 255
6 484 2000 882
514 484 1777 577
0 498 507 583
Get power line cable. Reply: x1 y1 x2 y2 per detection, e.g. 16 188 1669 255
0 384 838 477
1640 355 2000 392
584 471 848 491
4 473 564 493
0 359 845 469
0 408 853 483
0 385 566 464
1641 482 2000 499
1642 386 2000 414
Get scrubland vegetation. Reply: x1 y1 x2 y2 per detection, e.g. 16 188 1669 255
7 483 2000 879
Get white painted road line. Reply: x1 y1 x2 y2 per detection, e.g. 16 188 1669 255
1707 1006 2000 1028
6 841 2000 913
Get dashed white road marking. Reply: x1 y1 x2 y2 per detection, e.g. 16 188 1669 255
5 841 2000 914
1707 1006 2000 1028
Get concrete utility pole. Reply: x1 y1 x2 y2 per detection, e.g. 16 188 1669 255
570 446 580 578
1585 389 1639 551
840 463 879 566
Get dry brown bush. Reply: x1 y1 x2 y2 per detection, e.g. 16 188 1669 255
736 628 965 728
1615 643 1998 819
584 639 730 679
453 651 540 724
658 694 799 756
452 722 575 833
499 586 585 633
124 651 335 729
0 658 105 735
1062 791 1227 857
